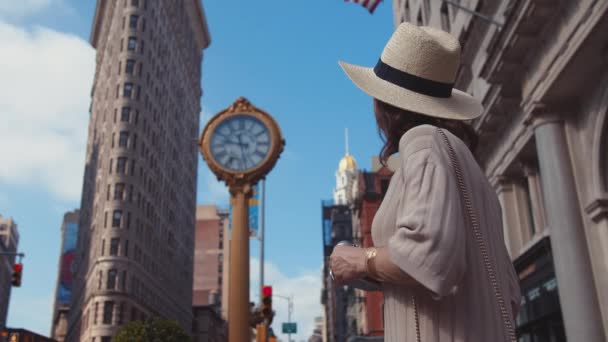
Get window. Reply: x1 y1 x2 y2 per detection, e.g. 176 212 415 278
109 159 113 174
123 83 133 97
122 270 127 290
103 301 114 324
119 131 129 147
129 15 139 29
118 302 125 324
94 302 99 324
112 210 122 228
110 238 120 256
125 59 135 74
106 185 111 200
101 239 105 256
131 0 139 6
127 37 137 51
117 157 127 174
101 337 111 342
114 183 125 200
126 212 131 229
121 107 130 122
124 240 130 257
104 211 108 228
132 134 137 149
107 269 117 289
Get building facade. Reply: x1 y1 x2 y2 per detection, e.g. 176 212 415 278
321 202 354 342
393 1 608 341
0 215 19 330
192 305 227 342
321 150 362 342
51 210 80 341
66 1 210 340
193 205 226 308
2 328 57 342
350 155 399 338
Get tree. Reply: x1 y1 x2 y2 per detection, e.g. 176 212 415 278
114 317 192 342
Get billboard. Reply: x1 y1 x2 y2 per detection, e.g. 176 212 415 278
57 221 78 305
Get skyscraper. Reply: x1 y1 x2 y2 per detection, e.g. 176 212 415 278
0 214 19 329
51 209 80 341
66 1 210 340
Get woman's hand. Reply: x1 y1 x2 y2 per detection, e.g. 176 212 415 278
329 245 367 285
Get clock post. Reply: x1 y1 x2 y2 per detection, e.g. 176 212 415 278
199 97 284 342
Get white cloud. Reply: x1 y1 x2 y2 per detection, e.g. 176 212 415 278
0 0 57 18
250 258 323 342
0 21 95 201
197 165 230 206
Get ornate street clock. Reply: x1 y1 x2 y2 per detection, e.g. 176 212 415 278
200 97 284 189
198 97 284 342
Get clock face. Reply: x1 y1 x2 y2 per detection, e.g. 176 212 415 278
210 115 271 171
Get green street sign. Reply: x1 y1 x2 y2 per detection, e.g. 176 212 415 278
282 322 297 334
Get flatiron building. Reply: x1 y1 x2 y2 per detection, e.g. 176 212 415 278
66 1 210 340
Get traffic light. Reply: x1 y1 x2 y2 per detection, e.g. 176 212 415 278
11 263 22 287
261 286 272 322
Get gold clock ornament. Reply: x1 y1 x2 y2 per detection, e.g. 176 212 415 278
199 97 285 190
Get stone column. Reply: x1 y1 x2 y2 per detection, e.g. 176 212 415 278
495 176 534 257
522 164 547 234
533 114 604 342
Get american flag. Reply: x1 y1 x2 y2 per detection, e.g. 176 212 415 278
344 0 382 14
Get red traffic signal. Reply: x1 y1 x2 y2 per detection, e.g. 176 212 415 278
11 263 23 287
261 285 273 322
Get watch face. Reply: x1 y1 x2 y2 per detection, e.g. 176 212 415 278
210 115 271 171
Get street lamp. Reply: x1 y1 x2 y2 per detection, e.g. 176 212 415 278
274 294 295 342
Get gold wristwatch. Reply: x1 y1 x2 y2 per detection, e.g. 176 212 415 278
365 247 378 276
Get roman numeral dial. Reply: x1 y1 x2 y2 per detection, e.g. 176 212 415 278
209 115 271 172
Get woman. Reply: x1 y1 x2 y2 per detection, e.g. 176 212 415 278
329 23 521 342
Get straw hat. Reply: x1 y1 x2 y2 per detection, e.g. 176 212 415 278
339 22 483 121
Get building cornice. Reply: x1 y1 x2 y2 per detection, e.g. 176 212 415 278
89 0 107 48
186 0 211 50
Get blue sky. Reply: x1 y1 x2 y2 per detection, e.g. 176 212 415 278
0 0 395 340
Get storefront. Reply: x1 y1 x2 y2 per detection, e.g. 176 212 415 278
514 236 566 342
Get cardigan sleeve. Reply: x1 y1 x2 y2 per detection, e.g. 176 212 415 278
387 141 467 298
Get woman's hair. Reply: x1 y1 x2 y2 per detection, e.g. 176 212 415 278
374 99 478 166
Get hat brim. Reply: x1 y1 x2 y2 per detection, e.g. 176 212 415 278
339 61 483 121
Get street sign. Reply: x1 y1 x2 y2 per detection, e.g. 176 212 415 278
282 322 297 334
